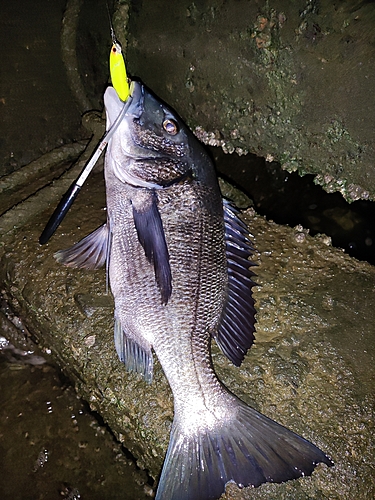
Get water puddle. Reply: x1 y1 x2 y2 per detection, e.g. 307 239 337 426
0 302 153 500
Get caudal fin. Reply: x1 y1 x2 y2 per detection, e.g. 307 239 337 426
155 399 333 500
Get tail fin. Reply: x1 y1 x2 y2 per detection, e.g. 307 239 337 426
155 399 332 500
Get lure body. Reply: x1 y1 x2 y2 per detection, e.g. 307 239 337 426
110 40 130 101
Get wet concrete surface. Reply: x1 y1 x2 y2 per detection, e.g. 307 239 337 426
1 168 374 498
1 1 374 498
0 312 151 500
125 0 375 202
0 0 85 175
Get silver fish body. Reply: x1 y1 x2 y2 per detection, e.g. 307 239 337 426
56 81 332 499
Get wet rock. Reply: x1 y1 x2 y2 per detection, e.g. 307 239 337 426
74 293 112 318
0 164 374 498
122 0 375 202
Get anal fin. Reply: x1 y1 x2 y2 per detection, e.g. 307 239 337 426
114 318 153 383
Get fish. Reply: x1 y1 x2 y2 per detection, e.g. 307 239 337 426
54 80 333 499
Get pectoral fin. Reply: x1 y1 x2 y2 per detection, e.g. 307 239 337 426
132 190 172 305
215 201 257 366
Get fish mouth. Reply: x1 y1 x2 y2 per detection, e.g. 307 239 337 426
110 80 168 189
125 80 144 119
120 80 176 164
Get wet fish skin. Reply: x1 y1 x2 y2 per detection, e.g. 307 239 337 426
55 81 333 499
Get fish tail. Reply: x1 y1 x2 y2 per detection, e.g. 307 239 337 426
155 398 332 500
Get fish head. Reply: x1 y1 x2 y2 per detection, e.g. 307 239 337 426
104 81 216 188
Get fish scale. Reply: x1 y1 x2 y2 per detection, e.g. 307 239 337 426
152 189 226 391
54 80 333 499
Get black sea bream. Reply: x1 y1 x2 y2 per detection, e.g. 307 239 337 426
55 81 332 500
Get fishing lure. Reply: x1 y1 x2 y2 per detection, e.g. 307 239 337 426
40 21 131 244
110 35 130 101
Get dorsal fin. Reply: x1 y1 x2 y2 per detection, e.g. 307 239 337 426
215 201 257 366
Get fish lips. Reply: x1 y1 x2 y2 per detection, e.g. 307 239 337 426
122 80 154 124
104 81 143 132
105 82 151 161
125 80 144 119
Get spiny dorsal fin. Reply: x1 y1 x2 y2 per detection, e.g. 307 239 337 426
215 200 257 366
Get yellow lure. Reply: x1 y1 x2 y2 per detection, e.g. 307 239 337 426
110 40 130 101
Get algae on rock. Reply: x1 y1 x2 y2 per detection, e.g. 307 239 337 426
123 0 375 202
0 164 374 497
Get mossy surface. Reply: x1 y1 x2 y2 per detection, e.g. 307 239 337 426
124 0 375 202
1 166 374 497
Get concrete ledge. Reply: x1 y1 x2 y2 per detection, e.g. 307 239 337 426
123 0 375 202
1 158 374 497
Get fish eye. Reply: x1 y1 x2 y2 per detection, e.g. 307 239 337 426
163 119 179 135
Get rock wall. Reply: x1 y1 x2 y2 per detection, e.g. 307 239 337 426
123 0 375 202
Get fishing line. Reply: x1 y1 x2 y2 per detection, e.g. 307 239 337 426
39 5 130 245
